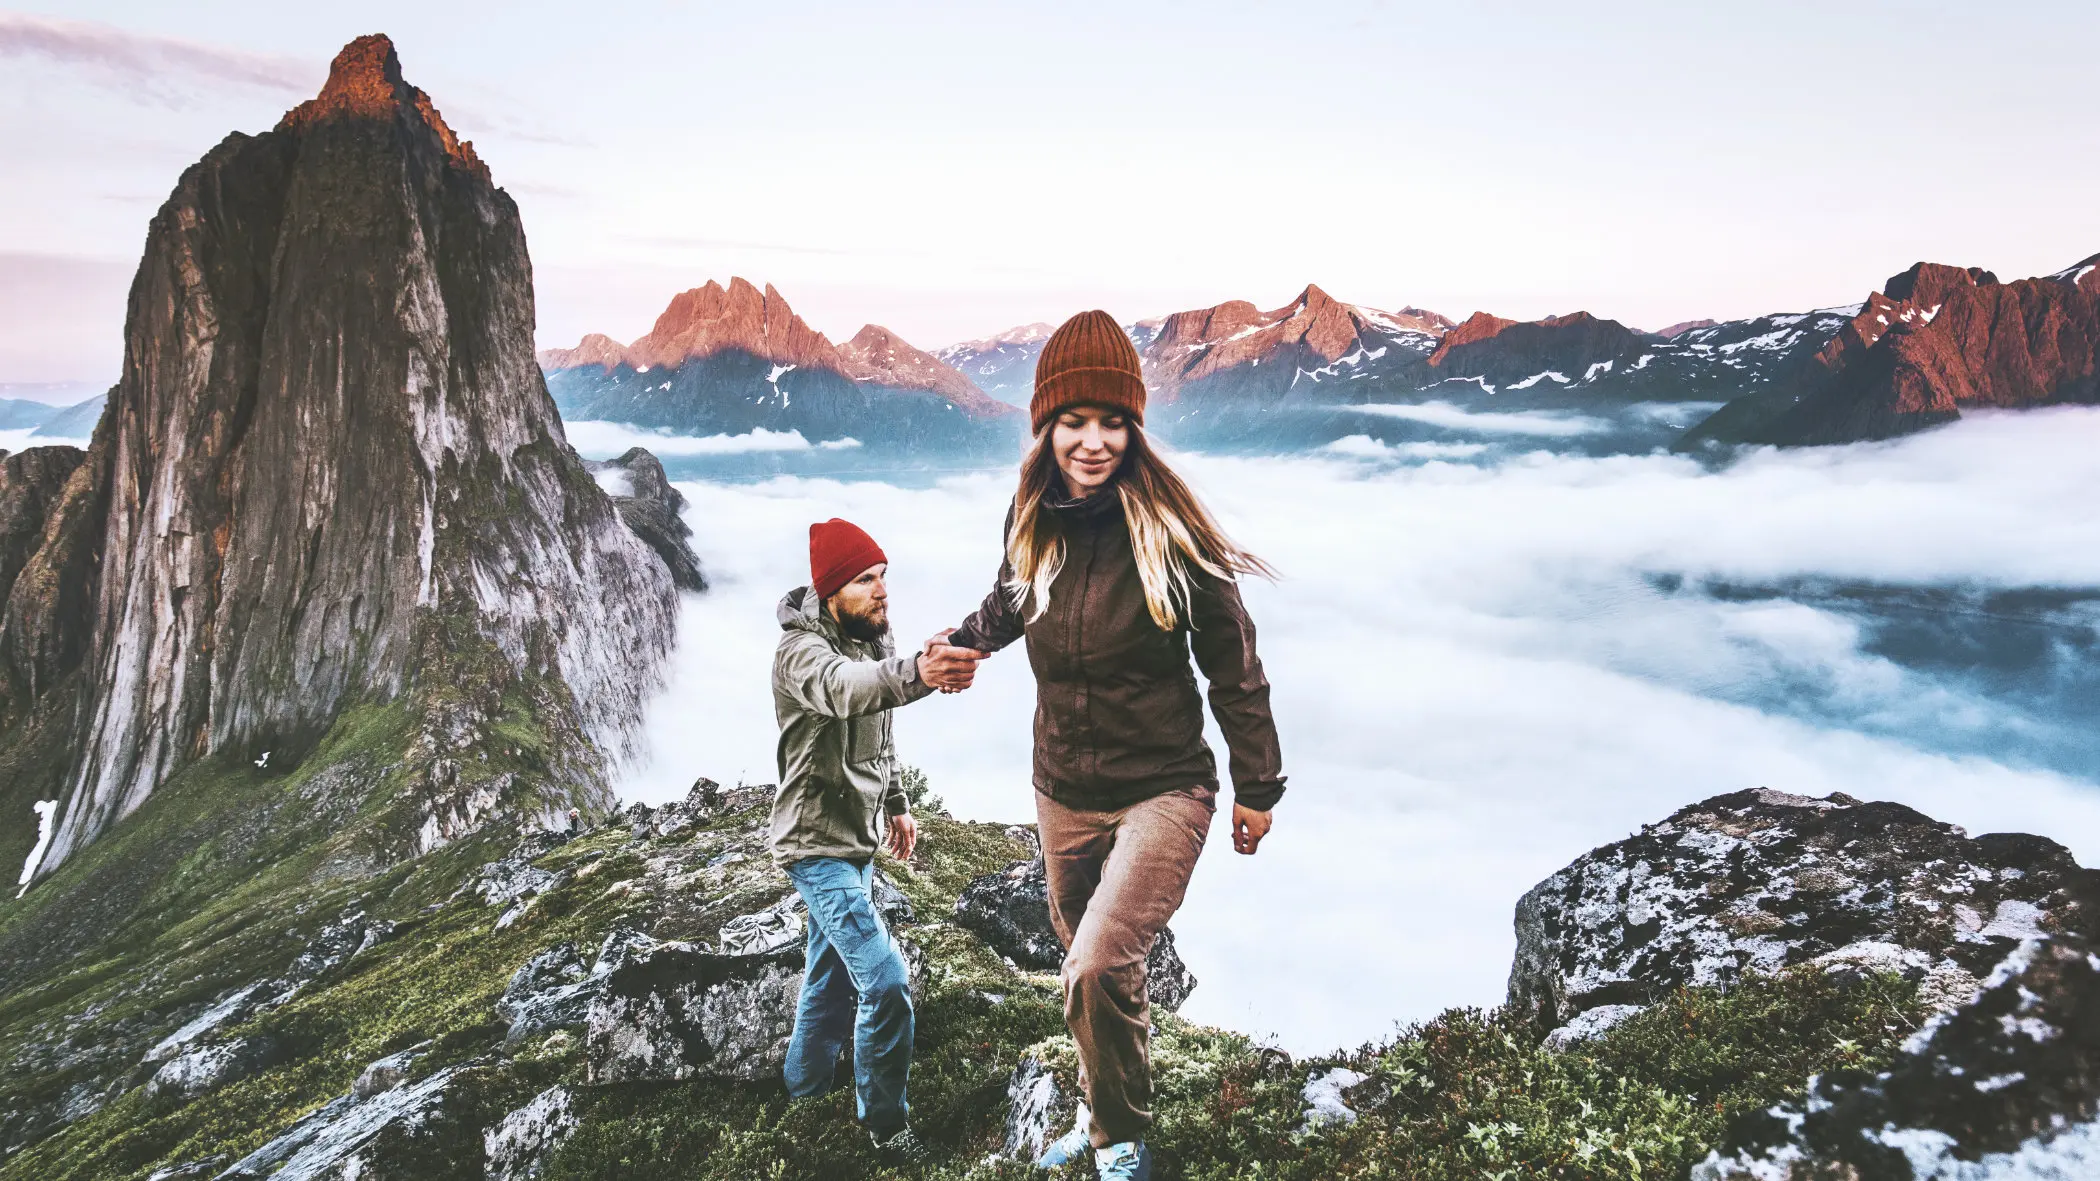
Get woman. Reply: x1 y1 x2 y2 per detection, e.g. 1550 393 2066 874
942 309 1285 1181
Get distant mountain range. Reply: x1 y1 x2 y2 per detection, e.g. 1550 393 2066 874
0 390 105 438
542 250 2099 455
539 279 1021 455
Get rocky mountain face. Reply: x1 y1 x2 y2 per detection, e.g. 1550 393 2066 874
0 36 693 912
583 448 705 592
540 282 1020 455
1682 255 2100 447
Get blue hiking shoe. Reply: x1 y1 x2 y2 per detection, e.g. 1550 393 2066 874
1033 1121 1091 1169
1095 1141 1152 1180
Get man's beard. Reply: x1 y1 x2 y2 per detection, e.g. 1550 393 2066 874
837 603 889 642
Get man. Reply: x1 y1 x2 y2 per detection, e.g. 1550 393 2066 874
770 517 981 1165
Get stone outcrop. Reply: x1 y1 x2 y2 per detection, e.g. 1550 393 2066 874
1509 788 2100 1039
1696 934 2100 1179
1 35 682 882
955 855 1198 1011
583 446 705 592
1683 254 2100 446
484 1085 577 1181
584 938 806 1084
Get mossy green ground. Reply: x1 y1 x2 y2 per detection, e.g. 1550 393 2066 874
0 737 1928 1180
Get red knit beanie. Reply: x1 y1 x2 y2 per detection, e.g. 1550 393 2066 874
809 518 887 600
1030 309 1147 432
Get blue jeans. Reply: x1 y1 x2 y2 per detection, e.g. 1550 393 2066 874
782 856 914 1137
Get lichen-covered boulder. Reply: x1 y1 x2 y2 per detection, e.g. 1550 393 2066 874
497 928 655 1045
584 939 803 1083
1002 1054 1081 1162
143 1036 285 1101
1694 934 2100 1179
484 1085 577 1181
1508 788 2100 1035
214 1059 492 1179
955 857 1198 1011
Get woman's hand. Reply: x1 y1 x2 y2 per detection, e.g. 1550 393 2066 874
887 812 919 861
919 630 984 694
1232 804 1272 855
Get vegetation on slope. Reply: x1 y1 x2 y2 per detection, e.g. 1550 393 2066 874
0 747 1927 1180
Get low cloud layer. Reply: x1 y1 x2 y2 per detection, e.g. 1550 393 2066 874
565 419 861 457
616 408 2100 1053
1346 399 1610 436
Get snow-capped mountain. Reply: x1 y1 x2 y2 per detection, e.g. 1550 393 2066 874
541 280 1019 453
1682 254 2100 447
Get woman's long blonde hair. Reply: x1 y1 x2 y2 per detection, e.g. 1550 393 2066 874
1004 422 1274 630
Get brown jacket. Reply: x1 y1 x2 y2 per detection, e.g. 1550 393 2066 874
947 491 1285 812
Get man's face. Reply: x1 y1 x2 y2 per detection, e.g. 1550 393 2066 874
827 563 889 641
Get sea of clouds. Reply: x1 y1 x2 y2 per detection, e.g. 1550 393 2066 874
594 408 2100 1054
564 419 862 456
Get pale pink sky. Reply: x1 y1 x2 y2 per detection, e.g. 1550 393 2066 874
4 2 2096 389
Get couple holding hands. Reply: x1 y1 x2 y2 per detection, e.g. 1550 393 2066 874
766 310 1286 1178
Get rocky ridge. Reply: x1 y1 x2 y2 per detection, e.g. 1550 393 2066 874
1682 255 2100 446
933 251 2094 452
539 283 1019 454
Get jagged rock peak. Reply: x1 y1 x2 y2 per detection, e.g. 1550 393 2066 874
538 332 628 373
1427 310 1519 362
621 276 843 374
278 34 484 176
1145 286 1451 400
12 33 678 878
838 324 1017 416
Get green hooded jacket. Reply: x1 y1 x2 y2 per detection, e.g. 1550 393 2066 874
769 585 933 865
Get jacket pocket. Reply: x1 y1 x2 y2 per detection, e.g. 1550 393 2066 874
847 715 885 765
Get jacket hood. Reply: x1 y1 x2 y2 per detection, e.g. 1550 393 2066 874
778 585 893 655
779 585 823 632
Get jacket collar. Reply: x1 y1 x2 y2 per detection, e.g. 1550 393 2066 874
1045 478 1124 521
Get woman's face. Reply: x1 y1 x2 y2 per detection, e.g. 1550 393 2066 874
1051 405 1130 498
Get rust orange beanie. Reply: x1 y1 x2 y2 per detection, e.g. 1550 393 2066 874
1030 309 1147 432
809 518 886 600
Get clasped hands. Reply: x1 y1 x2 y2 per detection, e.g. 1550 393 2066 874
916 629 985 694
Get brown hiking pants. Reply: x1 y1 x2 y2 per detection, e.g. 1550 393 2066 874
1035 783 1216 1148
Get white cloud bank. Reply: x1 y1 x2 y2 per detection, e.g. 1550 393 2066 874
0 427 91 452
614 407 2100 1054
564 419 862 457
1346 399 1610 436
